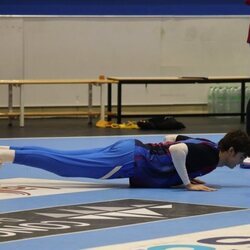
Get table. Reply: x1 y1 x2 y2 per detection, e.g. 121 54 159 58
0 79 117 127
107 76 250 124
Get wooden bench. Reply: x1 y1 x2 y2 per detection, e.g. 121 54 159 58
0 78 117 127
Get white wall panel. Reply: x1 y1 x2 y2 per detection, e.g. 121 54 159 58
0 16 249 107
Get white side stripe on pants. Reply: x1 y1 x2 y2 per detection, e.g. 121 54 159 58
100 166 122 179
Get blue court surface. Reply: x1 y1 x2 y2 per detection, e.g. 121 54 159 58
0 134 249 250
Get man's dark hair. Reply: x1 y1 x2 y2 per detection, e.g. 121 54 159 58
218 130 250 156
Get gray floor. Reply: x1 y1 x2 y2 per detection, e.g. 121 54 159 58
0 116 245 138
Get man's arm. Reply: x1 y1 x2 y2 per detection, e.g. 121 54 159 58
169 143 217 192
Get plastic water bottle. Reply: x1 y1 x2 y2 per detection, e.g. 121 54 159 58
227 87 233 112
230 87 241 113
207 86 215 113
245 86 250 112
215 87 226 113
235 86 241 113
213 87 219 113
229 87 236 113
224 86 231 113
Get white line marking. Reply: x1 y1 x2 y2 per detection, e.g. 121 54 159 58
100 166 122 179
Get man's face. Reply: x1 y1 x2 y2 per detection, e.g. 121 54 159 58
225 147 246 169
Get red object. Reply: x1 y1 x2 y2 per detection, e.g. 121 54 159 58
246 0 250 5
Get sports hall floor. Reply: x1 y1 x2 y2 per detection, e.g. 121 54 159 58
0 116 249 250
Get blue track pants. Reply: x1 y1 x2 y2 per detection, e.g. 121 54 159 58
12 139 136 179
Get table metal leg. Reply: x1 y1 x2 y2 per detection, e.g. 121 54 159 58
241 81 246 123
117 83 122 124
107 83 112 121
